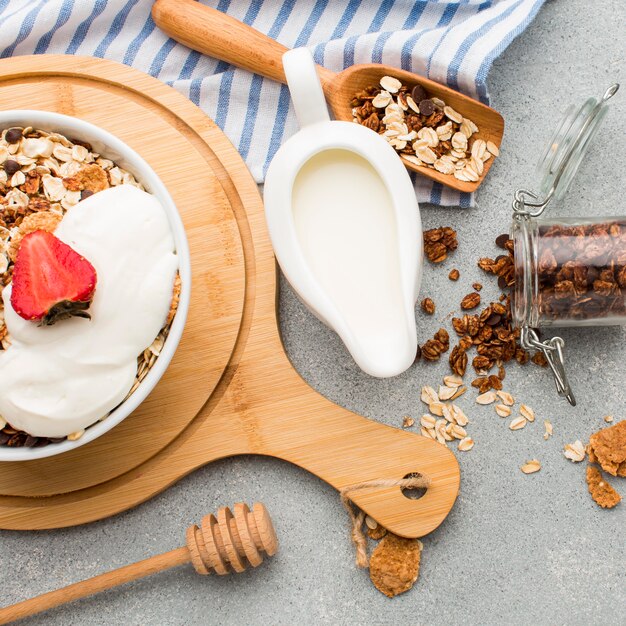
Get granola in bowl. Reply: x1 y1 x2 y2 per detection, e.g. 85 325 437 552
0 122 184 453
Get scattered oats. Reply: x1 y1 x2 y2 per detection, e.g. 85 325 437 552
495 404 511 418
451 132 467 150
417 127 439 148
563 440 586 463
21 137 54 158
402 416 415 428
445 422 455 439
458 437 474 451
373 91 393 108
420 414 437 429
42 173 67 201
421 386 439 405
460 118 478 138
496 391 515 406
544 420 553 440
67 429 85 441
438 385 457 401
380 75 402 93
451 386 467 400
509 416 527 430
470 156 484 176
365 515 378 530
10 170 25 187
433 157 455 175
486 140 500 156
519 404 535 422
471 139 487 161
401 154 423 168
443 375 463 389
451 424 467 440
521 459 541 474
443 105 463 124
429 402 445 417
476 391 496 405
462 166 479 182
604 415 614 423
406 95 420 114
421 426 437 439
436 418 453 441
442 404 455 423
451 404 469 426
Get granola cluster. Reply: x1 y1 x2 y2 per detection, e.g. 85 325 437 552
351 76 499 182
0 126 179 448
532 220 626 323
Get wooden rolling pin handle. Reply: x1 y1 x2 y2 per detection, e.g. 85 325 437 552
0 503 277 625
151 0 335 90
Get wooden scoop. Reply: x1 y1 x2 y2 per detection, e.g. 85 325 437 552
152 0 504 193
0 503 277 624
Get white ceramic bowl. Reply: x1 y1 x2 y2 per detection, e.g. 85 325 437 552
0 111 191 462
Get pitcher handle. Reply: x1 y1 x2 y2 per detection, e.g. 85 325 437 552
282 48 331 128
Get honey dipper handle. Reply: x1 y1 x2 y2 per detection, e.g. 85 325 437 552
152 0 335 89
0 546 190 625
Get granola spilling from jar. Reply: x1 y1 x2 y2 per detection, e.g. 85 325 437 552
0 126 180 449
350 76 499 182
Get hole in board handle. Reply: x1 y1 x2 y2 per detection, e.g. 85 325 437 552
401 472 428 501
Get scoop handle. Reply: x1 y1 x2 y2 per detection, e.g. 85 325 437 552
152 0 335 88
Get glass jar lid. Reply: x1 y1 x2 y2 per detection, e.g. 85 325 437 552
513 83 620 218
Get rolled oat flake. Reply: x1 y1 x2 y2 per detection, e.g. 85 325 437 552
509 83 621 406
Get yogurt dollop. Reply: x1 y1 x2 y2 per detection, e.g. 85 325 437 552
0 184 178 437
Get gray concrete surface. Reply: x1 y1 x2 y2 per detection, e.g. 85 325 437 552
1 1 625 624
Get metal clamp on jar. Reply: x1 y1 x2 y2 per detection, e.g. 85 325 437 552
510 84 621 406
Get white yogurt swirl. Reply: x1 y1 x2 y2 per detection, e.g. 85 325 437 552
0 185 178 437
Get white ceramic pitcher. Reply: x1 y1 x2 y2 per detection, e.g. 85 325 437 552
264 48 422 378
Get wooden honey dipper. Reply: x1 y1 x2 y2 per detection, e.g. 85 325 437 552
0 503 277 624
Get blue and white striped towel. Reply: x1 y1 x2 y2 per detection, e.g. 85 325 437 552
0 0 545 207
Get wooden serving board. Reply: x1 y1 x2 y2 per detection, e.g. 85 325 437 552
0 56 459 537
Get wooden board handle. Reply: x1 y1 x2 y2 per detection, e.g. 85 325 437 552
152 0 335 88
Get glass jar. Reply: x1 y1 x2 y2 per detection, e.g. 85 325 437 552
509 84 621 405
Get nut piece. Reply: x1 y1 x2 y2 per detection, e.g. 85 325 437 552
521 459 541 474
475 391 496 405
461 293 481 310
420 297 435 315
448 268 460 281
369 533 422 598
563 440 586 462
586 465 621 509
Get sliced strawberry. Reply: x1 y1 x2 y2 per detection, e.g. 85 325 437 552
10 230 97 326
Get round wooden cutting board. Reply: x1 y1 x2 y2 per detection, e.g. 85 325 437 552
0 56 459 537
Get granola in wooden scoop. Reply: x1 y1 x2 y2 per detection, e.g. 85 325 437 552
369 533 422 598
588 420 626 477
586 466 621 509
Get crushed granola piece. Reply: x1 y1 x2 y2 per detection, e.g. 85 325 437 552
420 297 435 315
402 416 415 428
588 420 626 476
74 163 109 193
448 268 460 281
367 524 388 540
7 211 62 261
586 465 621 509
369 533 422 598
167 274 182 324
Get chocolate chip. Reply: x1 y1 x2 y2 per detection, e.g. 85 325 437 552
411 84 427 104
3 159 20 176
418 99 435 116
497 275 508 290
23 435 38 448
5 127 22 144
0 432 9 445
80 189 94 201
495 234 510 249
